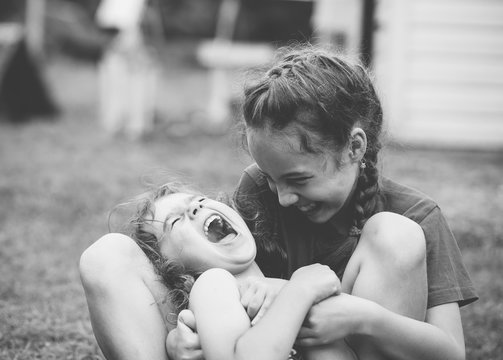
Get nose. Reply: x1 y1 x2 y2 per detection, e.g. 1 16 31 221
277 186 298 207
187 200 203 219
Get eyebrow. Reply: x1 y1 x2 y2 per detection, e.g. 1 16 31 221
161 194 200 231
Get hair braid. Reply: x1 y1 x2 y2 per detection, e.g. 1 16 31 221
352 150 382 233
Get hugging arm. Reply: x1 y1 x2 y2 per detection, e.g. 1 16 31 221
298 212 466 360
189 265 338 360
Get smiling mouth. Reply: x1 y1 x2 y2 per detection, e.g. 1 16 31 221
297 203 318 213
203 214 237 243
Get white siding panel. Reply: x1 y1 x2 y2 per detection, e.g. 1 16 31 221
410 27 503 56
407 84 503 116
408 57 503 86
412 0 503 27
396 112 503 148
374 0 503 149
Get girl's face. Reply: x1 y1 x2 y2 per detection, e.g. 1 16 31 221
151 193 256 274
247 126 359 224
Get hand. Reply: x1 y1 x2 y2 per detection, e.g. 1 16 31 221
297 293 373 346
238 277 284 326
166 310 204 360
290 264 341 304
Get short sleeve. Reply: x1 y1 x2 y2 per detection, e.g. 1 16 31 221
420 207 478 308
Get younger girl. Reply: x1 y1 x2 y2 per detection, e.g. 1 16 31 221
80 183 356 360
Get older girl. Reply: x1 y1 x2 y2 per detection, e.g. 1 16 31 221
228 45 478 359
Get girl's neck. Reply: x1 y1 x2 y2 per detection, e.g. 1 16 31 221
234 262 264 280
328 172 359 232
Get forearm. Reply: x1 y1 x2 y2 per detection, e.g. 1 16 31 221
235 282 313 360
360 302 465 360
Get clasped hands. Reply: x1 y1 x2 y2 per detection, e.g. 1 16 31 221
166 265 368 359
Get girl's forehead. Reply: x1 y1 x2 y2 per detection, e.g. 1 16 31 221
154 193 193 220
247 125 302 153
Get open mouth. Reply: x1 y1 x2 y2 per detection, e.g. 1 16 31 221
203 214 237 243
297 203 319 214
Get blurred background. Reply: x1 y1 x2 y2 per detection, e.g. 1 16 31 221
0 0 502 359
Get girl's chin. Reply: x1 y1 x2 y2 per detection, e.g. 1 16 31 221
305 206 338 224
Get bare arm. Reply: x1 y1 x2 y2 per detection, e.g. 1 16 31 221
299 295 465 360
190 265 338 360
364 302 465 360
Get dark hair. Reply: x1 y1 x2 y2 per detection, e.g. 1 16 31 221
127 182 201 323
242 44 384 233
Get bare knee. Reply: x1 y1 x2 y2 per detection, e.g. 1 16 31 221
360 212 426 272
79 233 150 291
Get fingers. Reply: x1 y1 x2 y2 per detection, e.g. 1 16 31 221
250 291 272 326
334 277 342 295
297 326 316 339
166 311 205 360
178 309 197 332
240 281 266 321
166 326 203 360
296 326 320 347
185 349 205 360
239 280 258 308
176 310 201 347
246 286 266 320
296 337 319 347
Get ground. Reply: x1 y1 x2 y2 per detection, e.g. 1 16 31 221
0 41 502 359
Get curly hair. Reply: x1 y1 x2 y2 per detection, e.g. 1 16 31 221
126 182 202 323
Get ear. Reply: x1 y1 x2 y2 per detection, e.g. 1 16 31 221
348 127 367 163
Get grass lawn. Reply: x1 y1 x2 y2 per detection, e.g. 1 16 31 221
1 42 502 359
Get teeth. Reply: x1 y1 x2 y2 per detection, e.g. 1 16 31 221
203 214 223 237
297 203 316 212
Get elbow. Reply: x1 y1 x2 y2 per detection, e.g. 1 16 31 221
454 345 466 360
448 336 465 360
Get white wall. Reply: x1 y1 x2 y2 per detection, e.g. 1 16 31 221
373 0 503 149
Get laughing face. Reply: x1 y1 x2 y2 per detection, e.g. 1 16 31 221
247 126 360 224
150 193 257 274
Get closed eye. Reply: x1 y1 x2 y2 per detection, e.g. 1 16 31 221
287 177 311 185
170 217 181 228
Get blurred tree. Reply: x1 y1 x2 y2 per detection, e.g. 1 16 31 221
62 0 101 16
25 0 46 58
42 0 315 62
157 0 313 42
45 0 116 61
0 0 25 22
157 0 221 38
236 0 313 43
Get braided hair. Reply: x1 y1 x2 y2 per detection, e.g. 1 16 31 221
243 44 384 235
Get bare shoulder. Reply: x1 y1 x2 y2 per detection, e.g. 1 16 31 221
190 268 238 299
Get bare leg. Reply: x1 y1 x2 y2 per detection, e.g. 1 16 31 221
342 212 428 359
79 233 175 360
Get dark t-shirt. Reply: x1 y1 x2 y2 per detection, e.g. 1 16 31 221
234 164 478 308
